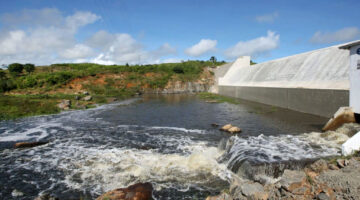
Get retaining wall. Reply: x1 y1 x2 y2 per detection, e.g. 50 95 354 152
218 85 349 117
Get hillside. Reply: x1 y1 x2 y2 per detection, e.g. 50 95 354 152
0 61 223 120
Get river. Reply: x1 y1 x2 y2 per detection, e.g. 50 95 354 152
0 94 346 199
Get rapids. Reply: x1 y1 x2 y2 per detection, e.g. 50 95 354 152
0 94 354 199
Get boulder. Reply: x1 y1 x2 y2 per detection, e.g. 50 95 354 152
228 126 241 134
309 159 329 173
75 96 81 100
83 96 92 101
336 159 349 168
57 100 71 110
14 141 48 148
280 170 311 195
220 124 232 131
96 182 153 200
240 182 268 200
82 91 89 95
328 164 339 170
205 193 232 200
322 107 356 131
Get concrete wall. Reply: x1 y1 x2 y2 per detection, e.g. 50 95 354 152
349 44 360 113
218 85 349 117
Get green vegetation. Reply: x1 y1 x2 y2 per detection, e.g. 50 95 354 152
0 60 225 120
198 92 241 104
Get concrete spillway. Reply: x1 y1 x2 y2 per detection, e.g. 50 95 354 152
217 44 351 117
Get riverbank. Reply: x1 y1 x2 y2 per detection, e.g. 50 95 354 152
0 61 220 120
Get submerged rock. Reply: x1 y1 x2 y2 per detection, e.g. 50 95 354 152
11 189 24 197
14 141 48 148
96 182 153 200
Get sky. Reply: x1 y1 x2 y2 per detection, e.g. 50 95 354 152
0 0 359 66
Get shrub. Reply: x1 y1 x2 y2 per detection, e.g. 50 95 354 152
172 66 184 74
24 63 35 74
8 63 24 76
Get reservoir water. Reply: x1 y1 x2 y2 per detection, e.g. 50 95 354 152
0 94 349 199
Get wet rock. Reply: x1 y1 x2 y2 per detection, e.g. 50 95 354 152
310 159 329 173
228 126 241 134
205 193 232 200
323 107 355 131
240 182 268 200
211 123 219 127
280 170 310 195
11 189 24 197
220 124 232 131
83 95 92 101
57 99 71 110
34 193 59 200
14 141 48 148
96 182 153 200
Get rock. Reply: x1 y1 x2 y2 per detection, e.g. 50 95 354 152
34 193 59 200
96 182 153 200
83 96 92 101
14 141 48 148
205 193 232 200
57 99 71 110
211 123 219 127
310 159 329 173
11 189 24 197
240 182 268 200
328 164 339 170
228 126 241 134
336 159 348 168
317 192 330 200
220 124 232 131
107 97 118 103
82 91 89 95
75 96 80 100
322 107 355 131
205 100 218 103
280 170 310 195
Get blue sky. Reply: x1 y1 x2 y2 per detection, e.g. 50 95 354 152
0 0 359 65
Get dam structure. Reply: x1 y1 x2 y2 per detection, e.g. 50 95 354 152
216 42 354 117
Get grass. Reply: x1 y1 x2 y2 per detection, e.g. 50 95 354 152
198 92 241 104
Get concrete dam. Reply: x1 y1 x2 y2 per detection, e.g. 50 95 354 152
215 43 353 117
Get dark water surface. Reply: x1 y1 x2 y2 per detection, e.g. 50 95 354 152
0 94 340 199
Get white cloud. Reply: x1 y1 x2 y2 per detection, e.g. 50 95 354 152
0 8 101 65
310 27 360 44
86 30 177 65
59 44 95 59
255 12 279 23
185 39 217 57
224 31 279 59
0 8 176 65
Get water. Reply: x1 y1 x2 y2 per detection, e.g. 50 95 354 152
0 94 352 199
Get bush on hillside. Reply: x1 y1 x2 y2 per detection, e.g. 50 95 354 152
8 63 24 76
24 63 35 74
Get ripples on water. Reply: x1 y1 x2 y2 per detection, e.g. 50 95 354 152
0 94 355 199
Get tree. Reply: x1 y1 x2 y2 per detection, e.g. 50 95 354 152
209 56 217 64
24 63 35 74
8 63 24 76
0 69 5 79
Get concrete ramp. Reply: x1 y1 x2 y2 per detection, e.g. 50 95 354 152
217 44 350 117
